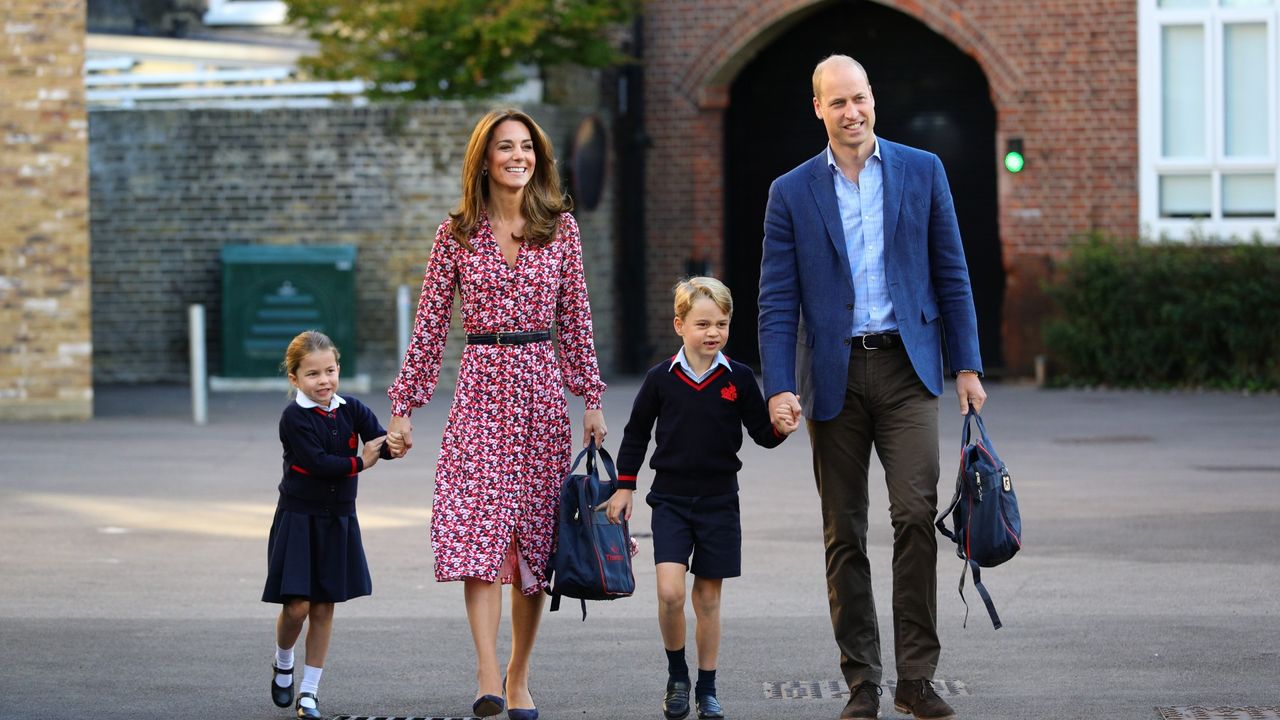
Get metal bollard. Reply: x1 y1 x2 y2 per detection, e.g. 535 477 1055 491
189 304 208 425
396 284 411 364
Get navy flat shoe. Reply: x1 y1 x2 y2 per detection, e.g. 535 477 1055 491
473 694 505 717
503 676 538 720
271 664 294 708
664 680 691 720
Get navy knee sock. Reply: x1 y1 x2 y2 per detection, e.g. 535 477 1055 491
666 648 689 683
695 668 716 697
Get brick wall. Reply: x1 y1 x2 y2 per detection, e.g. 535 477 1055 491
0 1 93 421
88 102 618 386
642 0 1139 373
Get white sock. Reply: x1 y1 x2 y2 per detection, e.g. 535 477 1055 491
299 664 323 704
274 646 294 687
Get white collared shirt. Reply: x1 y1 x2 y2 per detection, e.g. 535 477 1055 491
294 393 347 412
668 347 730 383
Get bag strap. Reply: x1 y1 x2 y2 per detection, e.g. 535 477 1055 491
958 558 1003 630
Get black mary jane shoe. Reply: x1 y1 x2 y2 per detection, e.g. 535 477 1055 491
295 691 322 720
271 664 295 708
663 679 691 720
695 693 725 719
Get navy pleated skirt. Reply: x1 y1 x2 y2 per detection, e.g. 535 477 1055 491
262 506 372 604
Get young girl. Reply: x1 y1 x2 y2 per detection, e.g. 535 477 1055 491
263 330 390 720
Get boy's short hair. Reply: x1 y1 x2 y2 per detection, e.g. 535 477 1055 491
673 276 733 319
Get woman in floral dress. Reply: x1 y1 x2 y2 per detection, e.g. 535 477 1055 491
386 109 607 720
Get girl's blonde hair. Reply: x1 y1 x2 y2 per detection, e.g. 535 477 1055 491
282 330 340 379
673 276 733 319
450 108 571 251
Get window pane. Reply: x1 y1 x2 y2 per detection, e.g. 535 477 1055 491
1162 25 1206 158
1224 24 1269 157
1158 0 1209 6
1160 175 1212 217
1221 0 1273 7
1222 174 1277 217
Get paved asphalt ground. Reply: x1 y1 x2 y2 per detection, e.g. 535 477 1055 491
2 377 1278 720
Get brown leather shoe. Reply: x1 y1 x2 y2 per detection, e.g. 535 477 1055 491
893 679 956 720
839 680 881 719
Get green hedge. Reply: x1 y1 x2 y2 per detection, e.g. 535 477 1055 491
1043 234 1280 390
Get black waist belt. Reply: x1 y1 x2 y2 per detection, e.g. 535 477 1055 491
853 332 900 350
466 330 551 346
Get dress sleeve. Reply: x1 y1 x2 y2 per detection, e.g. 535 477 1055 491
387 220 458 417
554 213 607 409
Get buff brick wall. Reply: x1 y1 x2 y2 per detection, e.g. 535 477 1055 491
88 102 618 388
642 0 1138 374
0 1 93 421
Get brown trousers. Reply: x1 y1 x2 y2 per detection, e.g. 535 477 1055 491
807 342 941 686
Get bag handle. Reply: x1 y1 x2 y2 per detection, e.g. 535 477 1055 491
961 404 995 451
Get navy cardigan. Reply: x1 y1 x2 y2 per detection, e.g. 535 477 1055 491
277 396 390 515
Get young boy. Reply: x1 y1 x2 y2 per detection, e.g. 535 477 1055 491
606 277 798 720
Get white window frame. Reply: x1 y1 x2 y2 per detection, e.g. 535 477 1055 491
1140 0 1280 241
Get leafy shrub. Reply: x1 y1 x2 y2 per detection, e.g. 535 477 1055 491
1043 234 1280 390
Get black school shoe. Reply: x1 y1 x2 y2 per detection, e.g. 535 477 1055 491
695 693 725 719
296 691 322 720
271 664 294 708
663 679 691 720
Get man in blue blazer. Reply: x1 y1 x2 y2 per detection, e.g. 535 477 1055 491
759 55 987 720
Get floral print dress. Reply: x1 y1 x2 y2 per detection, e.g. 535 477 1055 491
388 211 606 595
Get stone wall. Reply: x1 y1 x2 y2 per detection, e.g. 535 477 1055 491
88 102 619 389
0 1 93 421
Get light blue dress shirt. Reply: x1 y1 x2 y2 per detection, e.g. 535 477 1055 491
827 142 897 335
669 347 730 383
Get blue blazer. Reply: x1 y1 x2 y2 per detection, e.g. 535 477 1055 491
758 139 983 422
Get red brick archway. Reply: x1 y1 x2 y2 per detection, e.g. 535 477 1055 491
640 0 1138 374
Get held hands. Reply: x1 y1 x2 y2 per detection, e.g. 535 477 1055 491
604 487 633 524
386 415 413 458
769 392 802 435
955 372 987 415
362 435 387 469
583 408 607 448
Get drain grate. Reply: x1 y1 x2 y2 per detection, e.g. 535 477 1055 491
332 716 479 720
1192 465 1280 474
1054 434 1155 445
1156 708 1280 720
762 680 968 700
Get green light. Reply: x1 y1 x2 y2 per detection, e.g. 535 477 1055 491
1004 150 1025 174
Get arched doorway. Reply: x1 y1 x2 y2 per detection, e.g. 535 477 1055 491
724 0 1004 370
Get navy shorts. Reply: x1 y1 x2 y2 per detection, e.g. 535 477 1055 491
646 490 741 579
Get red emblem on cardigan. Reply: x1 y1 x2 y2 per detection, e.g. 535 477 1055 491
348 433 358 449
720 383 738 402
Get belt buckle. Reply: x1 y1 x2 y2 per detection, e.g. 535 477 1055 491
496 332 510 346
861 334 878 350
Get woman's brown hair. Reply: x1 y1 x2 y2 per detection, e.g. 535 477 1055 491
449 108 572 251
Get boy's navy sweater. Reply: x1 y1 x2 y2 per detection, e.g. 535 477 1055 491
277 396 390 516
616 356 785 497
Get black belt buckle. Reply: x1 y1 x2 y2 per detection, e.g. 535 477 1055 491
860 333 895 350
496 332 513 347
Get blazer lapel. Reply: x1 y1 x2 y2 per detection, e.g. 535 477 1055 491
808 155 852 279
880 140 906 255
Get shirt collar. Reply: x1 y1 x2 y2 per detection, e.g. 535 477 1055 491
668 347 730 376
295 393 346 412
826 139 881 174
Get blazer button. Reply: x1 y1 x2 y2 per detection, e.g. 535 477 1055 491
846 303 853 310
843 337 852 346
